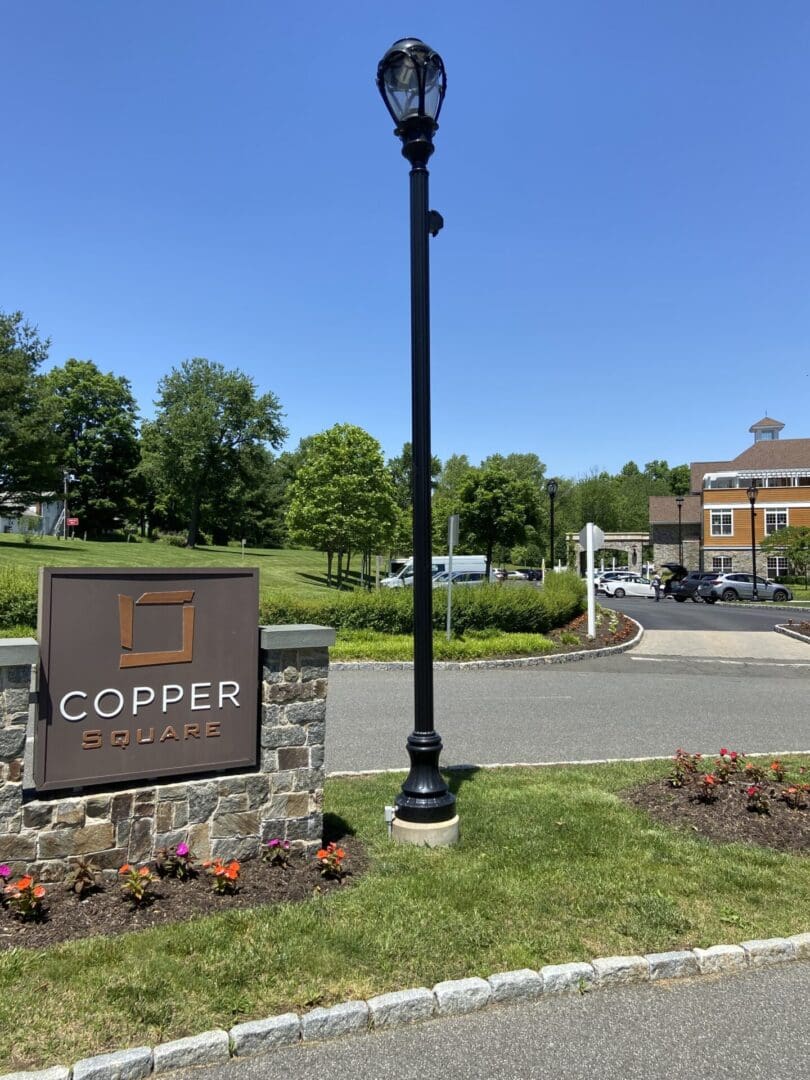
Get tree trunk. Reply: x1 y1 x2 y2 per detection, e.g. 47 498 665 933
336 551 343 590
326 550 333 587
486 539 494 583
187 495 201 548
345 550 352 580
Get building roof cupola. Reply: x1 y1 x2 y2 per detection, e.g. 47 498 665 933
749 416 784 442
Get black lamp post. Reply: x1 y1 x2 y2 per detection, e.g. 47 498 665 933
546 478 558 571
675 495 684 567
747 484 759 599
377 38 457 841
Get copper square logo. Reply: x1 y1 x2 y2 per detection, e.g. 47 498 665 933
119 590 195 668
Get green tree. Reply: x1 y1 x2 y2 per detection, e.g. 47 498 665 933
458 463 541 580
144 358 287 547
286 424 399 587
760 526 810 581
431 453 474 550
43 359 140 536
387 442 441 511
0 310 56 512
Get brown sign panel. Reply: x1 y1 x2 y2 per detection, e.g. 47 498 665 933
36 568 259 792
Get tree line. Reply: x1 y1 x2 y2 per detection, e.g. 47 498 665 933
1 308 690 578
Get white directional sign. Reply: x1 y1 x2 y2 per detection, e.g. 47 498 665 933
579 524 605 551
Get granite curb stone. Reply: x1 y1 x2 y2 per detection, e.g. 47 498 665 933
229 1014 301 1056
740 938 795 966
367 988 435 1028
541 961 596 993
432 977 492 1016
692 944 747 975
647 950 700 980
1 1071 69 1080
592 955 649 986
151 1031 230 1074
71 1048 152 1080
300 1002 369 1041
487 969 544 1003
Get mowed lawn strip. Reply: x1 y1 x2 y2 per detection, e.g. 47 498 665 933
4 760 810 1071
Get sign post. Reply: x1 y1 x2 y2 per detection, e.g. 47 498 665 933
579 523 605 638
446 514 459 641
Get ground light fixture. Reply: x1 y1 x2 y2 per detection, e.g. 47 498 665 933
747 484 759 600
546 478 558 570
675 495 684 567
377 38 458 846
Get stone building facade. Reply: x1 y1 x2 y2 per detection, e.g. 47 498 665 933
0 625 333 884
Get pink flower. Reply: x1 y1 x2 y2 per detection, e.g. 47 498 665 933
747 785 759 797
175 843 189 858
0 865 10 880
720 748 728 757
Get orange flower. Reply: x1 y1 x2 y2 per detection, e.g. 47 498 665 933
335 849 345 859
16 876 33 890
224 862 239 881
316 849 327 860
33 885 46 899
119 864 131 875
138 866 151 877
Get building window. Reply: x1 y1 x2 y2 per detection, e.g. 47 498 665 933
710 511 733 536
766 477 791 487
712 556 732 573
765 509 788 535
797 476 810 486
767 556 789 579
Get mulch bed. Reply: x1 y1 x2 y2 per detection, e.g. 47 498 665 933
0 832 368 952
783 620 810 640
625 778 810 856
546 610 638 653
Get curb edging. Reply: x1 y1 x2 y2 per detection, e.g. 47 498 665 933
775 623 810 646
6 933 810 1078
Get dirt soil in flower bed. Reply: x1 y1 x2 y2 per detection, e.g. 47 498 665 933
545 610 638 653
0 832 368 952
625 780 810 855
783 620 810 640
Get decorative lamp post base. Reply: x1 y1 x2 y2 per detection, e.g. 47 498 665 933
392 814 460 847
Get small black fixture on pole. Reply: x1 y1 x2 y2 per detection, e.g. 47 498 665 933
377 38 457 843
546 478 558 571
675 495 684 567
747 484 759 600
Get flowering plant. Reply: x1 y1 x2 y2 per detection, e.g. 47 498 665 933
769 760 786 783
4 875 46 919
316 842 347 879
746 784 770 814
65 857 104 898
262 838 292 868
118 864 156 905
696 773 719 803
713 749 743 783
781 785 810 810
670 749 703 788
203 858 240 893
0 864 11 885
156 842 195 880
744 761 767 783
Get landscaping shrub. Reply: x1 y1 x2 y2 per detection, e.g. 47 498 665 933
259 572 586 635
0 566 38 629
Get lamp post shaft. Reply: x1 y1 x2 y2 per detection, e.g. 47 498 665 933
678 504 683 566
549 495 555 570
750 503 758 599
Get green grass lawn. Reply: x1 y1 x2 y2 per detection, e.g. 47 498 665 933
3 760 810 1071
0 534 348 597
331 629 557 661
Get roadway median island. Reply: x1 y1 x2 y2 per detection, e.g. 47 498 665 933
4 757 810 1073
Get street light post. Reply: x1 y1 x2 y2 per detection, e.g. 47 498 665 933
747 485 759 600
675 495 684 567
377 38 457 845
546 479 558 572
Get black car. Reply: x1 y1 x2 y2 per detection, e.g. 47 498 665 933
670 571 719 603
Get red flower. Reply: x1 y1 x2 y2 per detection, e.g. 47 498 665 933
747 785 759 797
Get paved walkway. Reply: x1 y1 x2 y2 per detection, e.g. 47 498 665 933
634 629 810 661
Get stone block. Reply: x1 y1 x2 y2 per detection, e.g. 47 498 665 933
285 815 320 841
260 819 288 841
110 794 134 824
0 727 26 760
788 933 810 960
85 796 112 820
3 688 31 715
210 811 259 838
244 775 269 808
309 746 325 770
230 1013 300 1056
286 701 326 726
268 770 295 794
740 938 795 966
0 811 21 834
692 945 747 975
368 988 435 1028
541 962 596 993
592 955 649 986
210 835 260 862
116 820 132 847
261 725 307 749
264 682 300 705
217 794 249 813
172 802 188 829
186 823 211 861
0 782 23 816
187 783 218 823
132 796 155 819
433 977 491 1016
217 777 247 796
128 819 153 863
646 951 700 980
301 1001 369 1041
155 804 173 833
55 800 85 827
72 1045 153 1080
487 969 544 1003
2 833 38 860
278 747 309 770
6 759 22 782
261 703 282 726
285 792 310 818
305 722 325 746
152 1030 230 1073
92 848 128 871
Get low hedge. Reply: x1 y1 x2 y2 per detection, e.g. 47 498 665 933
260 572 586 635
0 566 38 629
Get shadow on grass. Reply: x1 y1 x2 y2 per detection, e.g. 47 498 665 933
322 811 356 842
444 765 481 798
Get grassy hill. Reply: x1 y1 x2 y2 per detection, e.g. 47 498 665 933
0 534 358 597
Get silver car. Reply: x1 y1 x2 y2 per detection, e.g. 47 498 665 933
697 573 792 603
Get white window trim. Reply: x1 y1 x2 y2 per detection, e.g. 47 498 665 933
712 555 733 573
764 508 789 535
710 510 734 537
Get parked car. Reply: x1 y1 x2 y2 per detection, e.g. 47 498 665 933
601 575 655 599
670 571 719 603
594 570 637 592
432 570 487 588
697 573 793 604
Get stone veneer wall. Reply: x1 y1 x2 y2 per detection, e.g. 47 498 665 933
0 624 334 884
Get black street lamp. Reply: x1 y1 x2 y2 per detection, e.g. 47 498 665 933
675 495 684 567
377 38 457 844
747 485 759 600
546 478 558 571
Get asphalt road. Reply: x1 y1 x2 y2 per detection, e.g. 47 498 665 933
325 600 810 774
598 593 808 631
170 961 810 1080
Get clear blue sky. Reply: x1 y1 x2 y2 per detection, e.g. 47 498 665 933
3 1 808 477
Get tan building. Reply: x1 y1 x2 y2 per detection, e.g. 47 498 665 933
650 417 810 577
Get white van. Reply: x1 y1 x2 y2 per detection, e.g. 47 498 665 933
381 555 488 588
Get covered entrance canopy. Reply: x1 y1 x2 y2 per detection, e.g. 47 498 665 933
566 531 650 575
